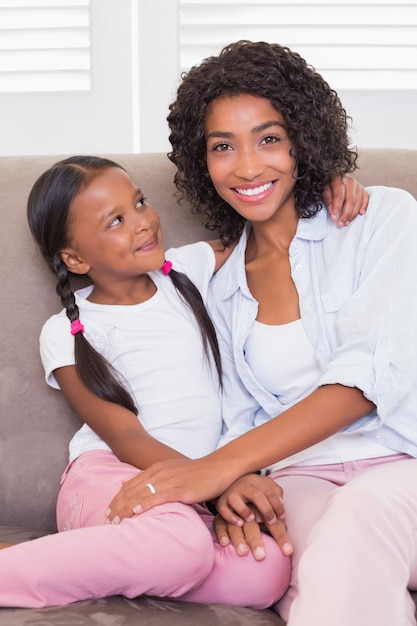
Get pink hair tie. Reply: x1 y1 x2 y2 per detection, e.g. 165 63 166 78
70 319 85 336
161 260 173 275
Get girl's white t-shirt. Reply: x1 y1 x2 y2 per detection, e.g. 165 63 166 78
40 242 222 463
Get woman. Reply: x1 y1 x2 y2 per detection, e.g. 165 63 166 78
105 41 417 625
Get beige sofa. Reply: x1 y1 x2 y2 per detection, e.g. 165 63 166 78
1 150 416 625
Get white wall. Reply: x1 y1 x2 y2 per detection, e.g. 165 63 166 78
339 90 417 150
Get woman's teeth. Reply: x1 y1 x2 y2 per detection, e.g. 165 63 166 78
235 182 273 196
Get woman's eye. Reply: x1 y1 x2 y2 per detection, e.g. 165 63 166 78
212 142 231 152
262 135 280 144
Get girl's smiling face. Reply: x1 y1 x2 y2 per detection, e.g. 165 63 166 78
204 93 298 224
60 167 165 298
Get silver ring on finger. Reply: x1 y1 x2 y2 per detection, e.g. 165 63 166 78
145 482 156 495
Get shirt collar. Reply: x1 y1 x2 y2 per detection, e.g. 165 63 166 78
218 205 328 301
295 205 327 241
219 224 251 301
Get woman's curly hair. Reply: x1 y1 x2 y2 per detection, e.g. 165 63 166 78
168 40 357 244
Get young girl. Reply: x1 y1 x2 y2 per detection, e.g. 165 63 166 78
0 155 289 608
103 42 417 626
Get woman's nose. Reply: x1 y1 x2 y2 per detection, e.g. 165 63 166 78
234 148 264 180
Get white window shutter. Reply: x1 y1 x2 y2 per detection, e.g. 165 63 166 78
0 0 91 93
179 0 417 89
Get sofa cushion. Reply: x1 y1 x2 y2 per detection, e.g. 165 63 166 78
0 596 285 626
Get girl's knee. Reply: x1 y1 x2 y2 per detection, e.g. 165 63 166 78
216 535 291 609
163 507 216 590
182 522 216 585
257 534 292 607
126 509 216 598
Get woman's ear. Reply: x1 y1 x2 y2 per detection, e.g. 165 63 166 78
60 249 91 275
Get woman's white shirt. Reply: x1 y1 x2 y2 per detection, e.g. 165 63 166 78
208 187 417 470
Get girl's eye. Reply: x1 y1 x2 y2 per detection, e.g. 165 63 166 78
108 215 123 228
136 196 146 208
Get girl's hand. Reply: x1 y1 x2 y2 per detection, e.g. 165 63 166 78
214 508 293 559
214 511 268 560
324 175 369 227
214 474 293 556
105 457 228 524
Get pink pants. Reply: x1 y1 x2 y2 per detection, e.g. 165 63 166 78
0 450 290 609
272 454 417 626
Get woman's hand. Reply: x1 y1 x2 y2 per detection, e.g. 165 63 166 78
105 457 229 524
214 474 293 556
324 175 369 227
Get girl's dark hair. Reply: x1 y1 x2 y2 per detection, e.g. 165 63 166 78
27 155 221 416
168 40 358 244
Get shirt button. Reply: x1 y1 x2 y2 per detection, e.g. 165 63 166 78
374 431 382 439
295 264 302 272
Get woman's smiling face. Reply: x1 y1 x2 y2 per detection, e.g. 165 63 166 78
204 93 298 224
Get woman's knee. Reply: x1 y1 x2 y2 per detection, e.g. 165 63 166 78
327 465 414 520
323 479 384 526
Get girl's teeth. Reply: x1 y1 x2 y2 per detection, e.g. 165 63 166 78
236 182 272 196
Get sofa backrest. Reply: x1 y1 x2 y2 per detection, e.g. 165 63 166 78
0 150 416 532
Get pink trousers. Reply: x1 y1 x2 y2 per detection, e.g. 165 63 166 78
272 454 417 626
0 450 290 609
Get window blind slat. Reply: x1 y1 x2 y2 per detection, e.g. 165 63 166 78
0 0 88 7
0 49 90 72
180 4 417 25
322 68 417 89
1 7 89 28
180 25 417 46
181 0 417 5
0 28 90 50
0 70 91 92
